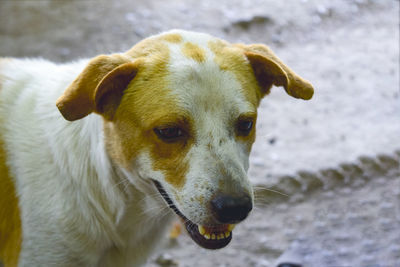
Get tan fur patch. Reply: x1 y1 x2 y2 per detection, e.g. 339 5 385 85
0 139 21 267
159 33 183 43
105 40 192 189
235 112 257 151
182 42 206 63
208 40 261 108
0 57 21 267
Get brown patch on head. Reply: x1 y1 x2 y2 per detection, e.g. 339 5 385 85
182 42 206 63
149 124 192 189
159 33 183 43
0 138 21 267
208 40 261 108
235 112 257 152
104 40 193 189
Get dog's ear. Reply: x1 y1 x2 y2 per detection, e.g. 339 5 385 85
235 44 314 100
56 55 140 121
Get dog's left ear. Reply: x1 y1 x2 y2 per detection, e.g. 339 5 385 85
56 54 141 121
235 44 314 100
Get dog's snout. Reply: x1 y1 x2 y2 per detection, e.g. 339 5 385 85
211 194 252 224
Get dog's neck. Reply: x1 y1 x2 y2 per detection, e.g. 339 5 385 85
60 114 172 248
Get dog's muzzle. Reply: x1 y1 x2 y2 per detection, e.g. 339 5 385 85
152 180 251 249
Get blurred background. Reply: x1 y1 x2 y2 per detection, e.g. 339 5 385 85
1 0 399 266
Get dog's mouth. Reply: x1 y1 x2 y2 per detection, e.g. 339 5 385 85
153 180 234 249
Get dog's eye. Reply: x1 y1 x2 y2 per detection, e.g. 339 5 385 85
154 127 184 142
237 120 253 135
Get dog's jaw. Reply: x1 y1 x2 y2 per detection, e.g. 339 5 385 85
153 180 234 249
129 150 248 249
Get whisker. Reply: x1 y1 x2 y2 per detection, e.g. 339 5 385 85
133 204 171 224
253 202 271 209
112 175 130 189
253 186 289 197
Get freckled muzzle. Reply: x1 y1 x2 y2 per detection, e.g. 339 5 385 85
153 180 236 249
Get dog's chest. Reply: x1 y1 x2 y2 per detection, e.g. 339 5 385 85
99 198 174 266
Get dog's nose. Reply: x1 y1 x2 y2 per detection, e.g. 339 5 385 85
211 194 253 224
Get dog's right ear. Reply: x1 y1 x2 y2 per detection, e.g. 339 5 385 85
235 44 314 100
56 55 141 121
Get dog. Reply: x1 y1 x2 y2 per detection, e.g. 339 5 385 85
0 30 313 266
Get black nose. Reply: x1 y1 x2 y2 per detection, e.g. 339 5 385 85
211 194 253 224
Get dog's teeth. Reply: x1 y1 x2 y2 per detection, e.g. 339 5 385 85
198 225 206 235
198 224 233 240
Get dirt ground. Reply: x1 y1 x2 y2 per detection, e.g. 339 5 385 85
0 0 399 266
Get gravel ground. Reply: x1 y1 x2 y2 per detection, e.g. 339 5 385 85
1 0 399 266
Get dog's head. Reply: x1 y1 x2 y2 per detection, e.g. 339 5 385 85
56 30 313 249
